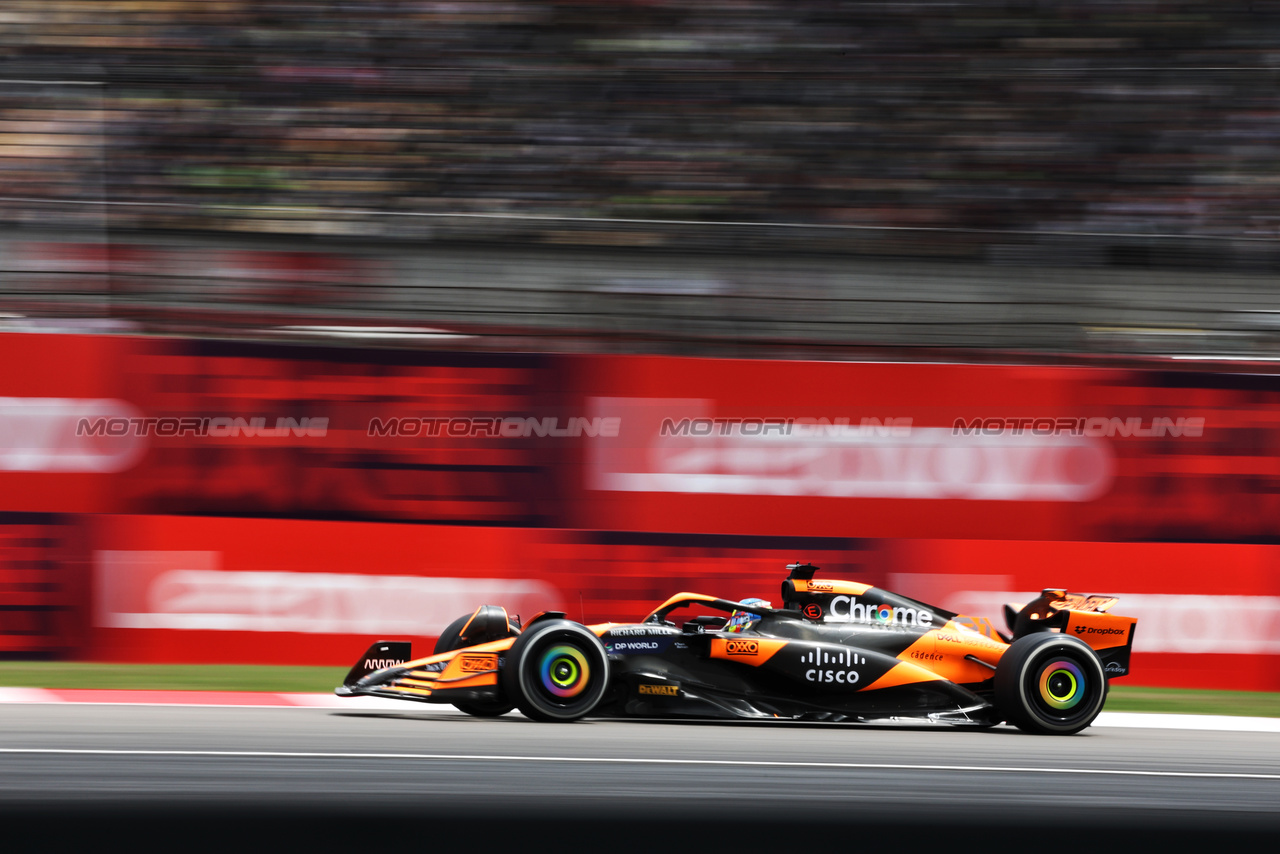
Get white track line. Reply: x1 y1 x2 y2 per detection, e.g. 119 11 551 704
0 748 1276 780
1094 712 1280 733
0 688 60 703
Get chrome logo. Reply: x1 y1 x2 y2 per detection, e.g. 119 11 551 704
874 605 895 623
1038 659 1085 710
539 645 590 698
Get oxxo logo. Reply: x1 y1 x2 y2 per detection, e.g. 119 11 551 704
363 658 404 671
458 654 497 672
1074 626 1125 637
800 649 863 684
828 596 933 627
725 639 759 656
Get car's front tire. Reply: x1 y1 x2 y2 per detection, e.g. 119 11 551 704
994 633 1107 735
503 620 609 722
435 612 517 717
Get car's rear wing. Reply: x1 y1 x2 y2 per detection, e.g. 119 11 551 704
1005 589 1138 678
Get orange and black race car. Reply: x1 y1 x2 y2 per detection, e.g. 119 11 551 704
336 563 1137 735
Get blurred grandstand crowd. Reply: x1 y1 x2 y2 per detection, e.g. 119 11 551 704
2 1 1279 265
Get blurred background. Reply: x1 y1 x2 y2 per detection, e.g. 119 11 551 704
1 1 1279 691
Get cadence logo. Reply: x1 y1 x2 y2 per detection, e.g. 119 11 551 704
725 639 759 656
828 596 934 627
0 398 147 472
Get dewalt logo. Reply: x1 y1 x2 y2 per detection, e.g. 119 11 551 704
638 684 679 696
725 639 759 656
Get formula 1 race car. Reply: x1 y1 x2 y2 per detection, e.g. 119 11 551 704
336 564 1138 734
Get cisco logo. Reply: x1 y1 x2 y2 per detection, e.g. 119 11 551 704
799 649 863 685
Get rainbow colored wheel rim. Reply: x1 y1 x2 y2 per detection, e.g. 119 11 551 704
539 644 590 698
1037 659 1085 710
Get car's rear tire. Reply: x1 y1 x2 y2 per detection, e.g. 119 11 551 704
994 633 1107 735
435 612 516 717
503 620 609 722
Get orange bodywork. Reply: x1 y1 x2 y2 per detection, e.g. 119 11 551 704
790 579 874 597
1061 610 1138 653
373 624 619 700
888 622 1007 687
862 660 946 691
708 636 788 665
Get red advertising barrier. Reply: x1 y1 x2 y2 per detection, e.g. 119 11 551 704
564 355 1280 541
0 334 140 513
88 516 557 665
0 513 88 656
567 357 1103 540
116 342 562 525
2 332 1280 690
4 333 1280 542
0 334 566 524
75 514 1280 691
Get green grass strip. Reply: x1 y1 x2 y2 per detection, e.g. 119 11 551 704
1105 685 1280 718
1 664 1278 717
0 663 345 694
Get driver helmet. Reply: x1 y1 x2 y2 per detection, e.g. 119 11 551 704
723 598 771 633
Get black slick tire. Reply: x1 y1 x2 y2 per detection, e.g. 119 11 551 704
502 619 609 722
994 633 1107 735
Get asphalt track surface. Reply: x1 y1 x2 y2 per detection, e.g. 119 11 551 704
2 702 1278 849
